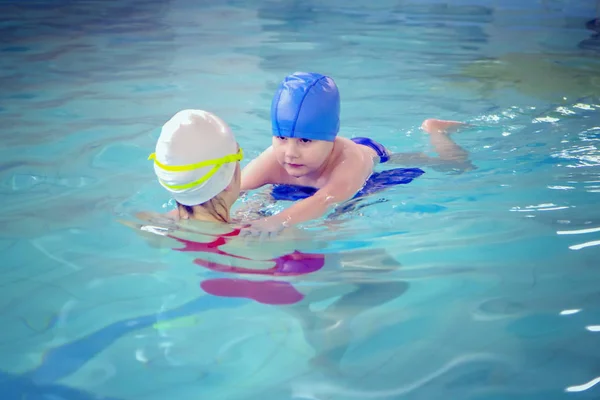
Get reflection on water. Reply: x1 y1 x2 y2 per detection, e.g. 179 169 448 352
1 215 419 398
453 52 600 103
1 0 600 399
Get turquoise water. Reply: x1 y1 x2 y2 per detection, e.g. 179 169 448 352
2 0 600 399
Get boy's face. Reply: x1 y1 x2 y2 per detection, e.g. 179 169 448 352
272 136 334 178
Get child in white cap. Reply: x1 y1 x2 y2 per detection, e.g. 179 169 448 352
148 109 244 224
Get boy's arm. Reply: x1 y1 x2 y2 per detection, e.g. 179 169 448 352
244 156 372 234
240 146 280 191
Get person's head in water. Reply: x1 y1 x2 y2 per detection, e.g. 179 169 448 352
270 72 340 178
149 109 243 223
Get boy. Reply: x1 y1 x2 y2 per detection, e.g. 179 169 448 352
241 72 473 236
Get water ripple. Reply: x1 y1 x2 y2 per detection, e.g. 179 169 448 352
1 1 600 399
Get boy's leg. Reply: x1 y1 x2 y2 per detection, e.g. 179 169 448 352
421 119 470 162
386 119 475 172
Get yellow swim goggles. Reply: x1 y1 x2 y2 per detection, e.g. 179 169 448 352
148 147 243 190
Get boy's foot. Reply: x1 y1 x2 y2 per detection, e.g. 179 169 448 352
421 119 469 135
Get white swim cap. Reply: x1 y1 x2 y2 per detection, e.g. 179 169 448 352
150 109 241 206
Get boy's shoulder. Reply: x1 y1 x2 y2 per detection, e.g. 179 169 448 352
240 145 289 189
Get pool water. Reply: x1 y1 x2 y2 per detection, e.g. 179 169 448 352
1 0 600 399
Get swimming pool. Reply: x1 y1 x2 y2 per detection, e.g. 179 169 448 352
1 0 600 398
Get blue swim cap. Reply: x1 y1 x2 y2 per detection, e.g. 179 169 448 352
271 72 340 142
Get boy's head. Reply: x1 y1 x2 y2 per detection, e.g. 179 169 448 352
270 72 340 177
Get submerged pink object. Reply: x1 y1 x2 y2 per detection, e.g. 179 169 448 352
170 228 324 305
201 278 304 305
